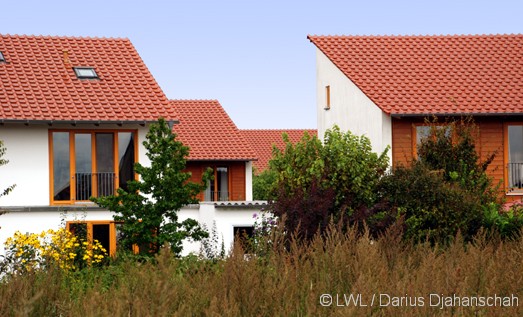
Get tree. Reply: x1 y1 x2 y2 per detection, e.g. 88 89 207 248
252 168 277 200
0 140 16 216
92 118 211 256
373 118 500 243
268 127 389 240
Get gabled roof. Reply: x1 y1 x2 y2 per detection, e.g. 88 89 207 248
240 129 317 173
0 34 175 123
308 34 523 116
171 100 257 161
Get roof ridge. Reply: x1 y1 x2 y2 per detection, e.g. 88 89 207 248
1 33 130 41
308 33 522 38
241 129 316 131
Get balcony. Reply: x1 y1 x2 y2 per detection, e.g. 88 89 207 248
75 172 115 201
204 191 229 202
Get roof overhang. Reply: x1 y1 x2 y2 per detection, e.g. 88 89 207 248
390 112 523 118
0 119 179 126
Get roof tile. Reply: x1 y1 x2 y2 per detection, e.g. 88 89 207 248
308 34 523 115
171 100 257 161
0 34 175 122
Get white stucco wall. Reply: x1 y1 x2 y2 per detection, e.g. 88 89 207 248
245 161 253 201
179 203 265 256
0 209 115 255
316 49 392 156
0 123 150 207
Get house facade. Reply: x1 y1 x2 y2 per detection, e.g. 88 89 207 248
0 35 262 256
308 34 523 201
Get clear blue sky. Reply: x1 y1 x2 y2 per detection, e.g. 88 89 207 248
3 0 522 129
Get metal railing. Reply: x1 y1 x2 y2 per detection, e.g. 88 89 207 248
75 172 115 200
204 191 229 202
508 163 523 189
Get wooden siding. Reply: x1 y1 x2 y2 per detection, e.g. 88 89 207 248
185 161 246 201
391 117 515 200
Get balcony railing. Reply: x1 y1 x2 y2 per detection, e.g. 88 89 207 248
75 172 115 201
508 163 523 189
204 191 229 202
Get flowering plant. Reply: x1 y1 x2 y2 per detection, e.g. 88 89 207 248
2 228 107 273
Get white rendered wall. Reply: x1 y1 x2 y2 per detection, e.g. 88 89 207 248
179 203 263 256
0 209 115 255
316 49 392 156
0 123 150 207
245 161 253 201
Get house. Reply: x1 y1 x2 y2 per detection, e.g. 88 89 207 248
169 100 266 254
240 129 317 173
0 34 262 257
308 34 523 201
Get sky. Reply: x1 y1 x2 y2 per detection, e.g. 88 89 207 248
2 0 522 129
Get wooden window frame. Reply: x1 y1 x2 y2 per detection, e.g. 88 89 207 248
203 165 232 202
324 85 331 110
411 123 452 159
66 220 119 257
503 123 523 195
48 129 138 205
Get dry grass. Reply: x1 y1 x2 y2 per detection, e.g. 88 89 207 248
1 225 522 316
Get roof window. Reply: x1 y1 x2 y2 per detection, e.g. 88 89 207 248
73 67 98 79
0 51 5 62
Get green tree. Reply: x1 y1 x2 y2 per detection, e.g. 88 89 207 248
92 118 211 256
374 118 500 243
252 169 277 200
269 127 389 240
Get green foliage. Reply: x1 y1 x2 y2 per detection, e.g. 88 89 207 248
483 203 523 239
377 164 484 243
417 118 498 204
269 126 389 240
92 118 211 256
374 118 500 244
252 169 277 200
0 140 15 203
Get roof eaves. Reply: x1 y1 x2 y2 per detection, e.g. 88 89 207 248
390 112 523 117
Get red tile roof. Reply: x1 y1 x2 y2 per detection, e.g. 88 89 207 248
0 34 175 123
171 100 257 161
240 129 317 173
308 34 523 115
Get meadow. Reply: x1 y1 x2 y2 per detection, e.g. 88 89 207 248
1 224 522 317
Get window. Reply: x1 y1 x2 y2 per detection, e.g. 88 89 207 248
413 124 451 158
73 67 98 79
507 125 523 191
49 130 137 204
0 51 5 62
325 85 331 110
67 221 120 256
204 166 229 201
233 226 254 251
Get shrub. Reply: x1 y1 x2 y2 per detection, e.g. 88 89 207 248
268 126 389 241
2 228 107 274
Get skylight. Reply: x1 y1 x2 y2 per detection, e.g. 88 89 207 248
73 67 98 79
0 51 5 62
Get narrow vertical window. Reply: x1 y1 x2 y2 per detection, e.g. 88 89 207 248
508 125 523 190
118 132 135 191
75 133 93 200
325 85 331 110
203 166 229 201
52 132 71 201
95 133 115 197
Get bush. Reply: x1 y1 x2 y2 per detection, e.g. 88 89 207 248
372 118 500 244
268 126 389 241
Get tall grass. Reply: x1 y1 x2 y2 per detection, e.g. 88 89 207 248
1 224 522 316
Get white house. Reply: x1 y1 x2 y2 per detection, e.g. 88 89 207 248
308 34 523 201
0 34 263 257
